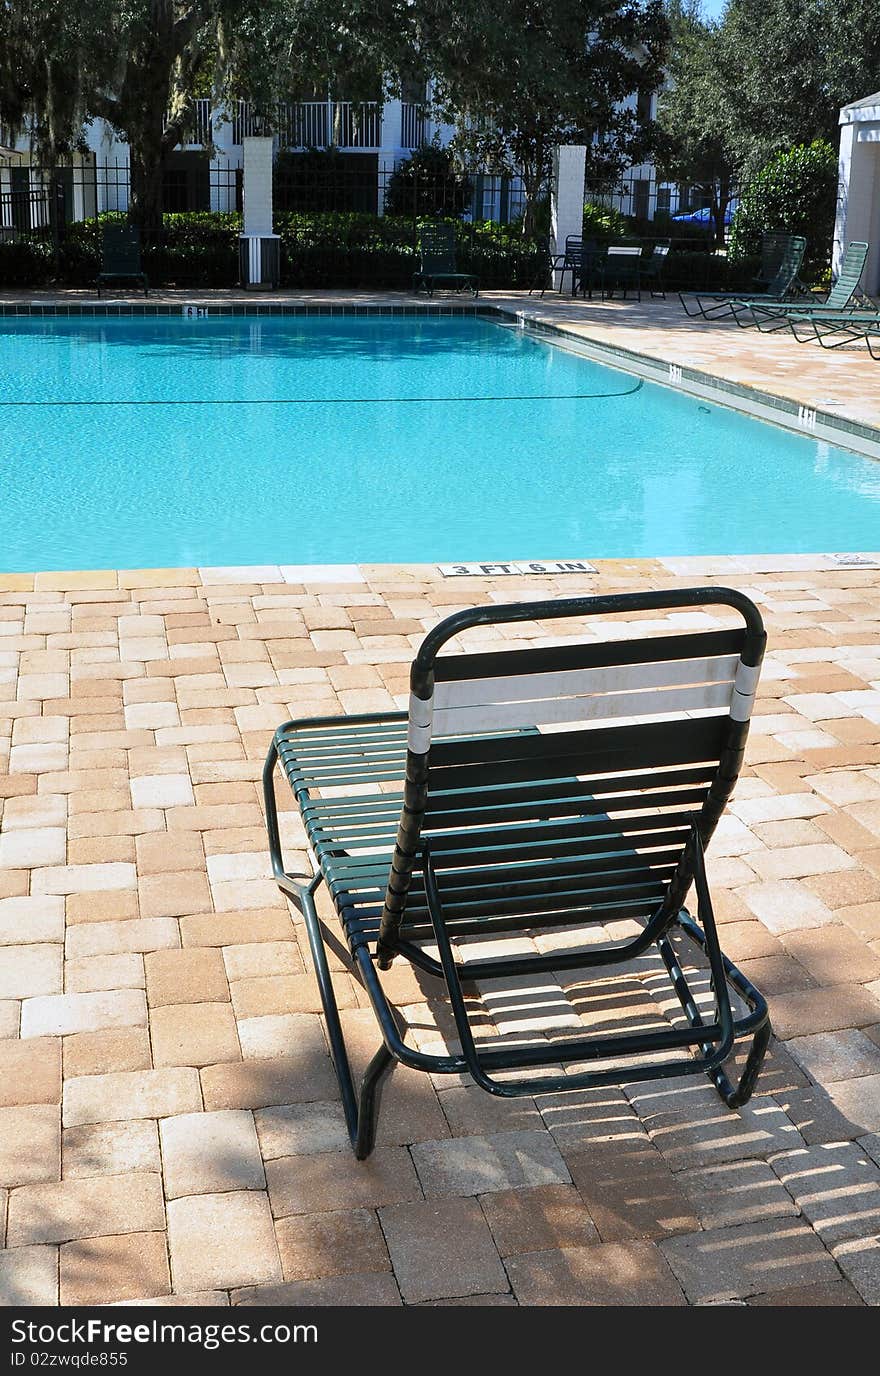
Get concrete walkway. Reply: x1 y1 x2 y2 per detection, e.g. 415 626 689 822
1 559 880 1306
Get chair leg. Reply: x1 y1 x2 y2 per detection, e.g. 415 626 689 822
660 912 771 1109
299 882 395 1159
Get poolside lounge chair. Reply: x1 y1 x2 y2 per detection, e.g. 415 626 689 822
412 224 478 298
743 241 870 331
264 588 771 1158
786 308 880 357
96 224 148 297
680 234 806 321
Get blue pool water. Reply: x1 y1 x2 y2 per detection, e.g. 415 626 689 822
0 314 878 572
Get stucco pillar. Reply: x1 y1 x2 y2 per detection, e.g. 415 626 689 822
551 145 586 289
240 134 279 288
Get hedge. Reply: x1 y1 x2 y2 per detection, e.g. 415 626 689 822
0 208 755 293
729 141 837 279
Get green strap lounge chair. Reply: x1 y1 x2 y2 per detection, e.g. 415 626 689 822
786 308 880 357
680 234 806 321
412 223 479 298
96 224 148 297
264 588 771 1159
743 241 869 331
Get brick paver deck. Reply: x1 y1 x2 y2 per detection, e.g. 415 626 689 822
2 556 880 1306
1 288 879 1303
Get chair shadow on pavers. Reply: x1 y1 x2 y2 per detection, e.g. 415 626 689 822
263 588 772 1159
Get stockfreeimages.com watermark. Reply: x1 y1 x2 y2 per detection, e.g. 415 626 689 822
11 1318 317 1358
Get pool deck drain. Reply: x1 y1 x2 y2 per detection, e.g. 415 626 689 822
1 557 880 1306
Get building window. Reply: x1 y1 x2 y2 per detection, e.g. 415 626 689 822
636 90 654 125
657 185 671 214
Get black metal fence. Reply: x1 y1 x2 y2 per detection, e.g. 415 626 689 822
0 156 542 288
583 172 739 245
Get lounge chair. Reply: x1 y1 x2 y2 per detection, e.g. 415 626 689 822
412 223 478 298
96 224 148 297
264 588 771 1158
743 241 870 331
681 234 806 321
786 308 880 357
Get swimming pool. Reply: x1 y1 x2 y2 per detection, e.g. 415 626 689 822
1 313 878 572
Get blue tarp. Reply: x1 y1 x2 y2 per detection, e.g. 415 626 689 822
672 204 736 225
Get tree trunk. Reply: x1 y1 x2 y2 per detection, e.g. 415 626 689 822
129 136 167 230
521 145 544 239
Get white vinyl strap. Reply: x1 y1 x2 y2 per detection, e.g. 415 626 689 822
407 692 434 753
730 660 760 722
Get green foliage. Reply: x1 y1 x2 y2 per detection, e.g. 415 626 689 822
418 0 669 233
383 145 473 218
728 140 837 276
0 208 541 289
655 1 736 245
275 149 380 214
0 238 54 286
582 202 629 242
659 0 880 183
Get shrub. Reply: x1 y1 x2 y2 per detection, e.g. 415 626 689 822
384 145 473 218
728 140 837 279
582 201 629 242
275 149 379 214
0 237 54 287
3 208 541 290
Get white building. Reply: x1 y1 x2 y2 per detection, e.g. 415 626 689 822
834 92 880 297
0 90 522 233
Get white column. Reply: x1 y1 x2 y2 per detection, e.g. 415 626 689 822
242 135 274 236
377 98 402 216
241 134 279 287
551 145 587 289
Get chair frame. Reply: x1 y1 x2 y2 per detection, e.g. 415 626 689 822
264 588 772 1159
96 223 149 298
742 241 870 332
412 223 479 299
680 234 807 321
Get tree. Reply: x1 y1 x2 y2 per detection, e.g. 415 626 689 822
412 0 669 236
654 2 737 246
728 139 837 277
720 0 880 177
0 1 410 226
383 144 473 218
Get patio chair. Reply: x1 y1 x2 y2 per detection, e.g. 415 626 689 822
264 588 772 1159
641 240 671 299
603 244 643 301
680 234 806 321
412 223 479 298
743 241 870 331
96 223 148 297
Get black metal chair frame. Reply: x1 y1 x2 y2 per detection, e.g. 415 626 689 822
96 224 149 298
412 224 479 299
264 589 772 1159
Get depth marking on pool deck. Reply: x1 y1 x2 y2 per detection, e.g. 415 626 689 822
439 559 599 577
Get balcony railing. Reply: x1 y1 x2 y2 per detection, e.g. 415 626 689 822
400 103 426 150
164 97 212 146
232 99 382 150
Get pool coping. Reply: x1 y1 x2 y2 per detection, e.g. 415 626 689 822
4 296 880 462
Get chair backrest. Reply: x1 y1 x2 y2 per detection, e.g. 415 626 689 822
765 236 807 296
419 223 457 274
760 231 795 283
607 245 641 258
101 224 142 273
652 241 672 261
379 590 765 946
825 240 869 308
